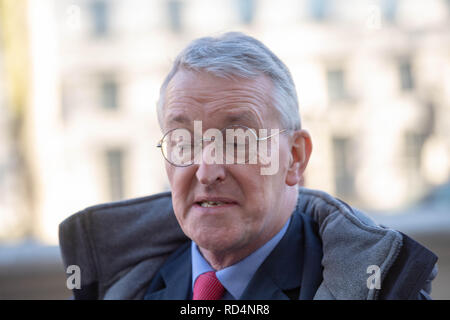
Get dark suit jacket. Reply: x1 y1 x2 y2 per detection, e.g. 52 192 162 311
144 209 324 300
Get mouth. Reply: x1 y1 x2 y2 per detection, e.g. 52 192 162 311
193 197 238 209
197 201 231 208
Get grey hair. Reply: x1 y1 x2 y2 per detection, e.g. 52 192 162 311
157 32 301 130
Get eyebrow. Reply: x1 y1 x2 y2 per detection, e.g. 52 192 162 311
224 111 261 129
167 114 191 125
166 110 262 129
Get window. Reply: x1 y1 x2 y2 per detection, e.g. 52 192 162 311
327 68 346 102
168 0 183 33
381 0 397 23
105 149 125 201
399 60 414 91
332 137 355 198
404 132 426 173
101 77 118 109
60 82 70 124
403 131 427 189
308 0 328 21
423 102 435 135
90 0 109 37
237 0 256 25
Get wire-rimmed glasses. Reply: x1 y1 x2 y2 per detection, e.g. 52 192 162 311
156 125 287 167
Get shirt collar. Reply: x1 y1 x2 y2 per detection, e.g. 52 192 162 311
191 216 291 299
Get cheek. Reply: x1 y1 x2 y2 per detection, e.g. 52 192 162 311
166 164 192 191
231 162 286 216
228 165 260 191
165 163 173 183
229 166 270 214
166 166 196 217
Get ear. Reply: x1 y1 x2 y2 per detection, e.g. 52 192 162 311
285 130 312 186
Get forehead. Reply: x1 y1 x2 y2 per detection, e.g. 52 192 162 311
163 70 278 129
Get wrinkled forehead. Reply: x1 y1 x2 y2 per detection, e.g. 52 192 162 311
162 70 280 131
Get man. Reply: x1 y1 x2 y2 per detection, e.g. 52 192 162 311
59 32 438 300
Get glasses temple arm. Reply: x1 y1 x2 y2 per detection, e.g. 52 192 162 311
257 129 288 141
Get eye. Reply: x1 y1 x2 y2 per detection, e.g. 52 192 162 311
175 143 191 150
226 142 241 147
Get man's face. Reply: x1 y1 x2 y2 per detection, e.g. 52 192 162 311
162 70 294 256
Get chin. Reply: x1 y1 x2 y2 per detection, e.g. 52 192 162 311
190 227 241 253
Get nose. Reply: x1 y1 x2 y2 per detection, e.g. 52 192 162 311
195 142 226 185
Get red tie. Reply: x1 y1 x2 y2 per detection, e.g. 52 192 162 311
193 271 225 300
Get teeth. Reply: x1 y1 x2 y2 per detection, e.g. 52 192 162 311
200 201 224 207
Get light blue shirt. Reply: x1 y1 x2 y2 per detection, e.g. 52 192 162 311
191 217 291 300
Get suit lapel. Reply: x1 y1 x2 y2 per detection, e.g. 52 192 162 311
298 212 323 300
239 269 293 300
240 211 305 300
144 242 192 300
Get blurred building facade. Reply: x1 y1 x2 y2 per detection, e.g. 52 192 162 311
0 0 449 300
0 0 35 243
0 0 449 245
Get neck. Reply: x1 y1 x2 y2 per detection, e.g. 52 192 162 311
198 240 265 271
